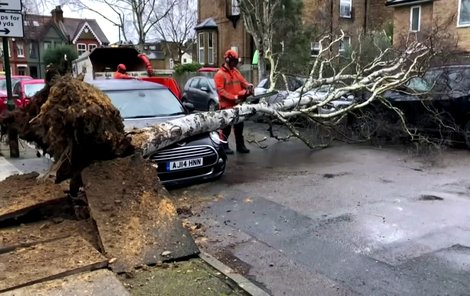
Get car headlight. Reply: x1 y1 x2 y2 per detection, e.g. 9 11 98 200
209 131 221 144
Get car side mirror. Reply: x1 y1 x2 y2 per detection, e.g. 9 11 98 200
200 86 208 92
183 102 195 113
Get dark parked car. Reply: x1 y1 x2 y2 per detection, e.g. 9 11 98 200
372 65 470 147
88 79 227 186
182 76 219 111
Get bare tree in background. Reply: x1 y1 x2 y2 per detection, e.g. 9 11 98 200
154 0 197 64
22 0 52 13
64 0 177 44
240 0 280 82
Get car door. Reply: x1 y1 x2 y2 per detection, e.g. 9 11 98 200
197 78 211 110
186 77 200 106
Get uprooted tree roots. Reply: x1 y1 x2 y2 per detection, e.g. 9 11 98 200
0 74 134 189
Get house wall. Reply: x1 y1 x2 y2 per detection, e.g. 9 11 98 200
434 0 470 50
198 0 252 67
303 0 393 47
392 2 434 46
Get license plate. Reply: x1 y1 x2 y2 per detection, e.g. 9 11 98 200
167 158 203 171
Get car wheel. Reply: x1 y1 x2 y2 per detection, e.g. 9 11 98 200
464 120 470 149
208 101 217 111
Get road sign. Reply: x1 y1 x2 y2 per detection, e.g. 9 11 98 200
0 0 22 11
0 12 23 38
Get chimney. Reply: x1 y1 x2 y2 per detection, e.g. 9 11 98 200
51 5 64 23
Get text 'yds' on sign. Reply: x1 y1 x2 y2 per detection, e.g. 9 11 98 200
0 12 23 38
0 0 22 11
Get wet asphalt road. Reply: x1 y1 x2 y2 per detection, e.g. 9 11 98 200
171 122 470 296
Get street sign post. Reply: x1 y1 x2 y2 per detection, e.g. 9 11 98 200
0 0 21 11
0 1 22 158
0 0 22 12
0 12 23 38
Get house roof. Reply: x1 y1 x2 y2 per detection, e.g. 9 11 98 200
386 0 434 7
23 13 109 45
195 18 218 30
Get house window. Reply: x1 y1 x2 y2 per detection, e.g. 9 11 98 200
29 42 38 59
208 32 214 65
339 36 351 52
459 0 470 26
310 42 321 57
198 33 205 64
44 41 51 50
77 43 87 56
88 44 97 52
17 66 27 76
410 6 421 32
340 0 352 18
231 0 240 15
16 43 24 57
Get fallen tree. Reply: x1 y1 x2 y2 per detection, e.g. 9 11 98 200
1 39 431 175
0 37 433 276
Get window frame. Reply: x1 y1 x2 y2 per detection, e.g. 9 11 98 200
198 32 205 64
208 32 214 65
340 0 352 18
88 44 97 52
410 5 421 32
16 42 24 57
458 0 470 27
43 41 51 51
310 41 321 57
77 43 87 56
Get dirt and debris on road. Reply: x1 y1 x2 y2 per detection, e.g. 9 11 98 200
82 154 199 273
0 172 68 222
0 236 108 293
121 258 248 296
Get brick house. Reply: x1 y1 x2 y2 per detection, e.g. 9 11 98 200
196 0 254 70
1 6 109 78
196 0 393 69
386 0 470 52
303 0 394 55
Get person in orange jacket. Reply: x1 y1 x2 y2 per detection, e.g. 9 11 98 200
114 64 131 79
214 49 254 154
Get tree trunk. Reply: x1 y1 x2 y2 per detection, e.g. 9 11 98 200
130 95 317 157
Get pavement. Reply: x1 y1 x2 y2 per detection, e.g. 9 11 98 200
0 140 52 179
0 139 265 296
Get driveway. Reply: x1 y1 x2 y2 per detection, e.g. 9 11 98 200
170 122 470 296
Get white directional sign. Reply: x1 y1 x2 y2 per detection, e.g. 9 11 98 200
0 12 23 38
0 0 22 11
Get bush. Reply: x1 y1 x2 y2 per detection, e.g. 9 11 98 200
174 63 202 75
43 45 79 74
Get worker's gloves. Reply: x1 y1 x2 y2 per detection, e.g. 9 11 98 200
247 84 254 95
238 89 249 98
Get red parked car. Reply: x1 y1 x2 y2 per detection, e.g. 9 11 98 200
13 79 45 107
0 78 44 112
0 76 33 112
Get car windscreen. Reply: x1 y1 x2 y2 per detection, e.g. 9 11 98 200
24 83 45 98
0 78 20 91
104 88 186 119
209 79 215 89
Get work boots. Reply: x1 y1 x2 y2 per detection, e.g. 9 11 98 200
236 136 250 154
222 143 234 155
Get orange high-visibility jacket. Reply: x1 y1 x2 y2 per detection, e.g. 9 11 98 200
214 65 250 109
114 71 131 79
